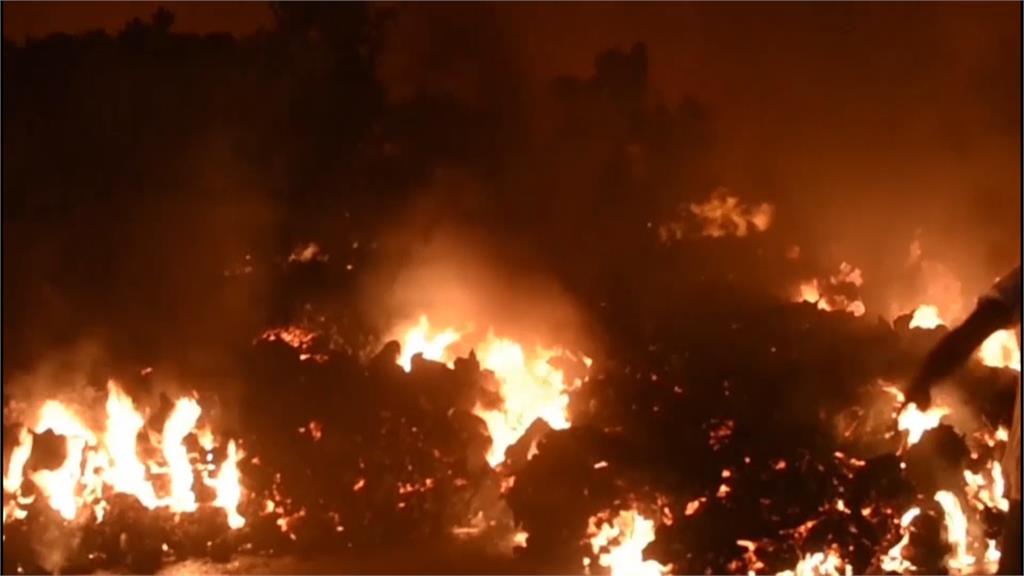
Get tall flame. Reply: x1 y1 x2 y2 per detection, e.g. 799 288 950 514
934 490 974 570
474 338 573 467
104 381 158 508
213 440 245 529
162 397 202 512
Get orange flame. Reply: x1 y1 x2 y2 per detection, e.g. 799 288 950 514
586 509 671 576
909 305 945 329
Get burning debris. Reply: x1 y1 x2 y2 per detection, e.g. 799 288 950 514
794 262 867 317
659 188 775 242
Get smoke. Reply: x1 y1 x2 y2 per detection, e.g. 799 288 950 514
376 2 1020 322
358 169 592 355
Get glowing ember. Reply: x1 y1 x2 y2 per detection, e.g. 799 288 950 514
586 509 671 576
909 305 945 329
977 329 1021 372
288 242 328 263
934 490 974 570
897 402 950 446
260 326 327 363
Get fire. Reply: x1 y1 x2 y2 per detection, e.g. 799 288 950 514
658 188 774 241
794 263 866 316
964 461 1009 512
162 397 202 513
934 490 974 570
3 428 34 495
586 509 671 576
909 305 945 329
393 315 587 467
2 382 245 528
776 547 852 576
397 315 463 371
880 506 920 573
977 329 1021 372
104 381 159 508
260 326 327 363
688 189 774 238
474 338 574 467
896 402 950 446
212 440 245 529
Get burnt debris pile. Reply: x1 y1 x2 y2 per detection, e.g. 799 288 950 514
2 300 1016 575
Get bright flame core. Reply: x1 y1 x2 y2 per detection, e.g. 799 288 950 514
586 509 671 576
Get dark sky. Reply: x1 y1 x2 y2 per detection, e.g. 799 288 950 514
2 1 273 40
3 1 1020 314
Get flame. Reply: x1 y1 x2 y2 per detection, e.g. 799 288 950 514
586 509 671 576
985 539 1001 566
794 263 865 316
4 384 244 528
978 329 1021 372
104 381 159 508
397 315 463 371
474 338 573 467
897 402 950 446
393 315 586 468
776 547 852 576
212 440 245 529
934 490 974 570
964 461 1010 513
3 428 34 495
31 436 88 521
162 397 201 513
909 305 945 329
688 190 774 238
880 506 920 573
